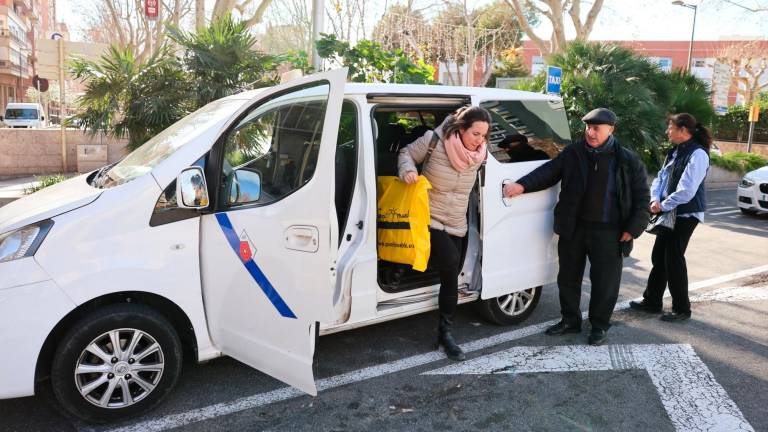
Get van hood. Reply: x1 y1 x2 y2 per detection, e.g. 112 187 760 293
0 174 101 235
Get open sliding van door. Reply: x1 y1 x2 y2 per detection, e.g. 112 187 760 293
200 69 347 395
479 97 571 300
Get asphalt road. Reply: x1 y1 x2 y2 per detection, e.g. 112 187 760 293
1 188 766 432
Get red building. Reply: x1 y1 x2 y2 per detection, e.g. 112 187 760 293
519 39 768 106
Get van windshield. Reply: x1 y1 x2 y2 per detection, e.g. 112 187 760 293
94 98 246 188
5 108 39 119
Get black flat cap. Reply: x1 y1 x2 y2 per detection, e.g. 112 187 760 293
581 108 617 125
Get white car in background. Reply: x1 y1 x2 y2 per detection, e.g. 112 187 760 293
737 165 768 215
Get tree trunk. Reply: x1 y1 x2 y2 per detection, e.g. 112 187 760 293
196 0 205 30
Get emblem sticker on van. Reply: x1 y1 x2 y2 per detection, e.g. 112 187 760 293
216 213 298 319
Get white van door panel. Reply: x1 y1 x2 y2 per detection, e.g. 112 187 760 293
481 158 559 299
201 69 346 395
479 98 570 300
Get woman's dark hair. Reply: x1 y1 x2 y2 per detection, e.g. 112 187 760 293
443 105 492 137
668 113 713 153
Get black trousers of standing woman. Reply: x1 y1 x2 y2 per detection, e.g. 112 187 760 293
428 228 463 316
642 216 699 314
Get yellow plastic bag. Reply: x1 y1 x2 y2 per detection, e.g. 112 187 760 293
376 175 432 271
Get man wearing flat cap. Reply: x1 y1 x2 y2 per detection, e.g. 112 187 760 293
503 108 650 345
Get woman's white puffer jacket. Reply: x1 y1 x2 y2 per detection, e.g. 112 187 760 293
398 124 483 237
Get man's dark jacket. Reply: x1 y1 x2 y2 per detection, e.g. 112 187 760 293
517 137 650 253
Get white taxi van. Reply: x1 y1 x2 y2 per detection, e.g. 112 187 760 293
0 69 571 422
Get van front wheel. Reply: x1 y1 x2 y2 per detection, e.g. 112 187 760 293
479 286 542 325
50 304 182 423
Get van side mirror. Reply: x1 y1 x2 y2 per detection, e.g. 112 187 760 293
228 169 261 205
0 116 3 121
41 115 45 121
176 167 210 209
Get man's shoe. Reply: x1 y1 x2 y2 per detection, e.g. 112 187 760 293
588 329 607 346
545 321 581 336
629 300 662 313
660 311 691 322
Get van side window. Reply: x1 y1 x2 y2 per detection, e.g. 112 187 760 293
221 83 330 207
481 100 572 163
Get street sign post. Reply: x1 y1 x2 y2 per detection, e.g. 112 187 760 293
546 66 562 95
747 104 760 153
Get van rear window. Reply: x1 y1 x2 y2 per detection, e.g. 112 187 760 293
481 100 571 163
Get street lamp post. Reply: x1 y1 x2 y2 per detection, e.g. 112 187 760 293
672 1 698 72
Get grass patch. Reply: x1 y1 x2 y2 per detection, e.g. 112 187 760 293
710 152 768 175
25 174 68 194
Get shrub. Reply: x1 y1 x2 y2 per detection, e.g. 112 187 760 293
25 174 67 194
710 152 768 174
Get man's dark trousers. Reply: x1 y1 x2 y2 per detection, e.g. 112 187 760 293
642 217 699 314
557 221 623 330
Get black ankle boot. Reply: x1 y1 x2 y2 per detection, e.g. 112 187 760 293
437 314 466 361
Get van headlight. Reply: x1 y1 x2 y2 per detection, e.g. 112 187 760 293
739 177 755 188
0 220 53 263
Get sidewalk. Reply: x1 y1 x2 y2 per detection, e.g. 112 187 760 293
0 176 38 207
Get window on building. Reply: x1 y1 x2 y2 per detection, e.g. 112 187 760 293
531 56 546 75
647 57 673 73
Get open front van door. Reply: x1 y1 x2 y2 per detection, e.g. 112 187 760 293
479 98 571 300
200 69 347 395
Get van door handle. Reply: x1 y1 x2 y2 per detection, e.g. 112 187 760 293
284 225 319 252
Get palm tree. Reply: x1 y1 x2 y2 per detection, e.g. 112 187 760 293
516 41 714 171
70 45 191 150
167 14 280 108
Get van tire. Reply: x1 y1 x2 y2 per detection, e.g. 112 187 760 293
479 286 542 326
50 304 182 423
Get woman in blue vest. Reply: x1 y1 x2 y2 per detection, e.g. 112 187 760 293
630 113 711 321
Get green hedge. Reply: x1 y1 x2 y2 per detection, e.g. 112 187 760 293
712 96 768 143
25 174 67 194
710 152 768 175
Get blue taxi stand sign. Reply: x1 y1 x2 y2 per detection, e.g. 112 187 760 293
546 66 562 95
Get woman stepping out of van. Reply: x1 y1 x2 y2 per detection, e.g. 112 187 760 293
398 106 492 361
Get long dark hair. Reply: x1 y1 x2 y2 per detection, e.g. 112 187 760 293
443 105 492 137
668 113 713 153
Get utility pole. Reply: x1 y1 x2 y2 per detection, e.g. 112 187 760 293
312 0 324 72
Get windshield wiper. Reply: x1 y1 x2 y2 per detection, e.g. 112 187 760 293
91 163 116 188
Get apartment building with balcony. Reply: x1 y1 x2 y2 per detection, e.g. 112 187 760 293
0 0 64 112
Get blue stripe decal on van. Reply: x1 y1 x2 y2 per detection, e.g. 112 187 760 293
215 213 298 319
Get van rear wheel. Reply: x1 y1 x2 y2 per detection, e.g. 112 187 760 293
479 286 542 325
50 304 182 423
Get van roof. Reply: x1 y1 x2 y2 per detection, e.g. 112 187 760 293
227 82 560 103
5 103 42 109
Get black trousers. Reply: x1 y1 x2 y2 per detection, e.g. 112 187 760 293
557 222 623 331
643 216 699 314
428 228 463 317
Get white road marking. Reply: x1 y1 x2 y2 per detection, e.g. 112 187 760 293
424 344 754 432
707 206 734 211
691 285 768 303
710 209 742 216
99 264 768 432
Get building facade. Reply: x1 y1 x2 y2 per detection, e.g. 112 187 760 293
0 0 63 112
520 39 768 106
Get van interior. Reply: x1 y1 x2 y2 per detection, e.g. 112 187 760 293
371 103 472 293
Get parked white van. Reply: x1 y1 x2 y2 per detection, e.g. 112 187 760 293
0 69 570 422
1 102 45 128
